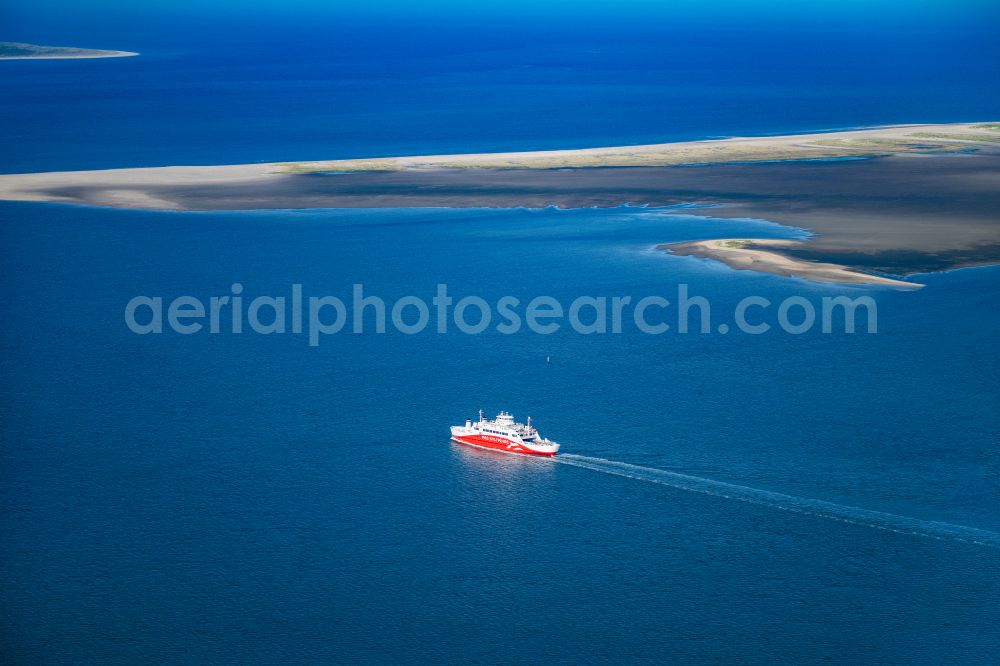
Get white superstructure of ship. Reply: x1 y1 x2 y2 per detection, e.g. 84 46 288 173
450 410 559 456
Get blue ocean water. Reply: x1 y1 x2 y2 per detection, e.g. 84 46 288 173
2 14 1000 172
2 203 999 663
2 12 1000 665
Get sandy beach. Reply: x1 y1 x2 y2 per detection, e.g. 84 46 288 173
0 164 273 208
1 122 998 286
276 122 999 172
0 42 138 59
0 51 138 60
660 239 923 288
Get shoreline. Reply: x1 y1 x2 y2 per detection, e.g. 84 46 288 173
277 122 999 172
1 51 139 60
0 42 138 60
659 239 923 288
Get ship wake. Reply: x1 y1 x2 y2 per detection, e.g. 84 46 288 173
555 454 1000 548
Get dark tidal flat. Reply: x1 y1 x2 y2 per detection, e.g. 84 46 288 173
110 150 1000 275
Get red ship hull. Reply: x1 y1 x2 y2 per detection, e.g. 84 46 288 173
451 434 556 457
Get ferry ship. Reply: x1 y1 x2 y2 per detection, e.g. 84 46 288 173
450 410 560 456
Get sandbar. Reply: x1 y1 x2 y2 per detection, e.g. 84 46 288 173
1 123 998 285
661 239 923 288
0 42 138 60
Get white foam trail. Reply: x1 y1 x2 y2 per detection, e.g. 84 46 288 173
555 454 1000 548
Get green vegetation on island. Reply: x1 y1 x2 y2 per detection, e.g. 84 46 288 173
275 123 1000 174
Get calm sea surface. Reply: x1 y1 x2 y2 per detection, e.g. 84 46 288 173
1 16 999 665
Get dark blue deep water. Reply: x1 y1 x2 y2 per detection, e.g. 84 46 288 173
2 11 1000 173
2 11 1000 665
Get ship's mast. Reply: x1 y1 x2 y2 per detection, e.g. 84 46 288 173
479 408 484 424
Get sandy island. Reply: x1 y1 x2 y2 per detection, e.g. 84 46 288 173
1 122 998 286
661 239 923 288
0 42 138 60
276 123 1000 172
